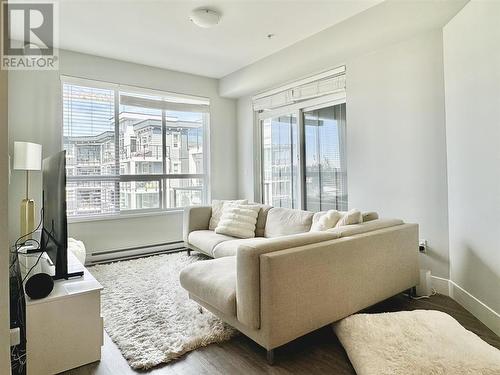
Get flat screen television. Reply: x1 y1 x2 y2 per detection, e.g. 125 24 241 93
40 150 83 280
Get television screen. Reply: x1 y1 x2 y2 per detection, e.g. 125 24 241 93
41 150 68 279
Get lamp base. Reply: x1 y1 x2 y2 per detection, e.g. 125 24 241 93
20 198 35 240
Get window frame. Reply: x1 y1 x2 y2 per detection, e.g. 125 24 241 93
61 75 210 222
256 95 346 211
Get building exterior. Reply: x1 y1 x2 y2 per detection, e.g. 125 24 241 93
64 111 204 217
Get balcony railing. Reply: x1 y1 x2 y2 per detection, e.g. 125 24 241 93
120 145 163 160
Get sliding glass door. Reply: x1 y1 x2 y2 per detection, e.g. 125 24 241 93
303 103 347 211
261 114 299 208
260 102 347 212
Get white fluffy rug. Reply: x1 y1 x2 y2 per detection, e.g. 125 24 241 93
89 252 237 370
333 310 500 375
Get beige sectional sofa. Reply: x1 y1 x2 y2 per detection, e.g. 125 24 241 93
180 205 419 364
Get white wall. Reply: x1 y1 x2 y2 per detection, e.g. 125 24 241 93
236 96 256 202
8 50 237 253
235 30 450 278
0 60 11 375
347 30 450 277
443 0 500 314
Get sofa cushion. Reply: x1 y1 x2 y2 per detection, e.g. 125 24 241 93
310 210 343 231
335 209 363 227
327 218 404 237
208 199 248 230
213 237 268 258
188 230 234 256
180 256 236 316
254 204 273 237
264 207 314 238
215 204 261 239
362 211 379 222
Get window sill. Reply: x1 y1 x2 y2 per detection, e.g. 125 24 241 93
67 209 184 224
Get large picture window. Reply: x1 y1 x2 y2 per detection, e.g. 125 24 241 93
63 77 209 219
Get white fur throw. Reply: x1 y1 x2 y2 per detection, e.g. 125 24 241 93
310 210 342 231
68 237 86 265
333 310 500 375
208 199 247 230
335 208 362 227
215 204 260 238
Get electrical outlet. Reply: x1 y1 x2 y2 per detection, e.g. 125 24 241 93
419 239 427 253
10 327 20 346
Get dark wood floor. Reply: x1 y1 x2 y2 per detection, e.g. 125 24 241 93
63 294 500 375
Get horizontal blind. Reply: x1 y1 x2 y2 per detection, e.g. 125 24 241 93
63 83 120 217
253 66 346 112
62 77 209 218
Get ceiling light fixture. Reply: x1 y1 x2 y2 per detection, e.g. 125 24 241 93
189 8 221 28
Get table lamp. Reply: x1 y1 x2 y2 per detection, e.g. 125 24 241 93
14 141 42 239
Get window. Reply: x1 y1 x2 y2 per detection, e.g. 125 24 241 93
303 104 347 211
63 77 209 219
261 114 299 208
172 133 179 148
256 67 347 211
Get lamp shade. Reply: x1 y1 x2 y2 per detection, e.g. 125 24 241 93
13 141 42 170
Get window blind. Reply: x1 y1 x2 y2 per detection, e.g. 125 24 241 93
253 66 346 112
63 83 120 216
62 77 209 219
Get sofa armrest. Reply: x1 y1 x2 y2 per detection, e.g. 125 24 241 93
183 205 212 243
236 231 340 329
258 223 419 349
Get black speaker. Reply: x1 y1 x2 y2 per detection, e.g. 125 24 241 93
25 273 54 299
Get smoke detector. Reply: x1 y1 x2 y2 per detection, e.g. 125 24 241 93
189 9 221 28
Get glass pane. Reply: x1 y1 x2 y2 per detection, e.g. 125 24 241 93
63 84 117 177
261 114 298 208
66 180 119 217
164 178 203 208
166 110 204 175
304 103 347 211
120 181 160 210
119 92 163 175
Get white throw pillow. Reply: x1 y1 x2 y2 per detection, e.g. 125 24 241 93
310 210 342 231
209 199 248 230
215 204 261 239
335 209 363 227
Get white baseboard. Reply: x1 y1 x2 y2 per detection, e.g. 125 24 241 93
430 275 450 296
431 276 500 337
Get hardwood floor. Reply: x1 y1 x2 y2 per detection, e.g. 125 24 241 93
63 294 500 375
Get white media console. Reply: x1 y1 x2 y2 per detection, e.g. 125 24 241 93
19 249 103 374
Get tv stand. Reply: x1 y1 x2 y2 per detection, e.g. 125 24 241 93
18 250 103 374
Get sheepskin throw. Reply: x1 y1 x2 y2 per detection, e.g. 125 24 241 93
215 204 261 238
333 310 500 375
89 252 237 370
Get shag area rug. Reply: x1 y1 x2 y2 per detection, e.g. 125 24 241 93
89 252 237 370
333 310 500 375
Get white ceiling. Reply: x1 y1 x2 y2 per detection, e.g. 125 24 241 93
50 0 382 78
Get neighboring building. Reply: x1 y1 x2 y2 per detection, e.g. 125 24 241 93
65 111 204 216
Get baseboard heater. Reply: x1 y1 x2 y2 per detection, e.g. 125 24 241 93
86 241 187 265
